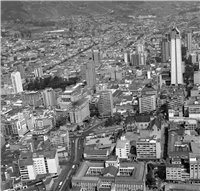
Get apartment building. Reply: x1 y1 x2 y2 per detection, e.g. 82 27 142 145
138 94 156 113
136 138 161 160
116 136 130 159
98 90 113 118
189 153 200 181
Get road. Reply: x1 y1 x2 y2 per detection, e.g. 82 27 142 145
52 120 105 191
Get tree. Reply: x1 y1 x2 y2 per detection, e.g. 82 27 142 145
195 128 200 135
146 170 156 188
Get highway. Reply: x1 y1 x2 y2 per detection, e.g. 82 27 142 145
52 119 105 191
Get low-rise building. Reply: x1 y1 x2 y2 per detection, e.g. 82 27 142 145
72 158 146 191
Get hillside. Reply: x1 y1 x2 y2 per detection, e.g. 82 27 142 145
1 1 200 22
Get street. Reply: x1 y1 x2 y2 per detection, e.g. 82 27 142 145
52 119 105 191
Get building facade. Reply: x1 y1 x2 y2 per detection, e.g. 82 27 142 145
98 91 113 118
11 71 23 94
170 27 183 85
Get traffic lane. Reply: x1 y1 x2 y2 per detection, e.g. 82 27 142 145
60 167 75 191
53 164 72 191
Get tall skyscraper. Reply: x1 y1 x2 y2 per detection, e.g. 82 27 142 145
88 50 101 66
161 37 170 63
42 88 56 108
170 27 183 85
187 30 192 51
98 91 113 117
11 71 23 94
83 59 96 89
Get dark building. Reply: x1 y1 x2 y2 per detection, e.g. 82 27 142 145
161 37 170 63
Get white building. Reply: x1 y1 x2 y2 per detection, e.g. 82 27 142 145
11 71 23 94
32 150 60 175
138 95 156 113
116 136 130 159
69 97 90 124
170 27 183 85
19 153 37 181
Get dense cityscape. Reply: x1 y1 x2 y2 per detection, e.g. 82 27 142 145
1 1 200 191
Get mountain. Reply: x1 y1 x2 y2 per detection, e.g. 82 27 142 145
1 1 200 22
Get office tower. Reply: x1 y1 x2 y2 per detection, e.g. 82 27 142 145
11 71 23 94
42 88 56 108
17 64 25 79
98 91 113 117
161 37 170 63
34 66 43 78
187 30 192 51
130 52 139 66
84 60 96 88
124 51 130 64
88 50 101 66
170 27 183 85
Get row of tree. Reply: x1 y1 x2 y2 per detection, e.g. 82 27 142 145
25 76 79 91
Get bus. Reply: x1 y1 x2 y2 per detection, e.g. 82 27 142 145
58 181 63 188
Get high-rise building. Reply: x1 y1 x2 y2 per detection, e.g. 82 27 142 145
98 91 113 117
161 37 170 63
88 50 101 66
17 64 25 79
42 88 56 108
11 71 23 94
130 52 139 66
124 51 130 64
34 67 43 78
187 30 192 51
170 27 183 85
83 60 96 89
